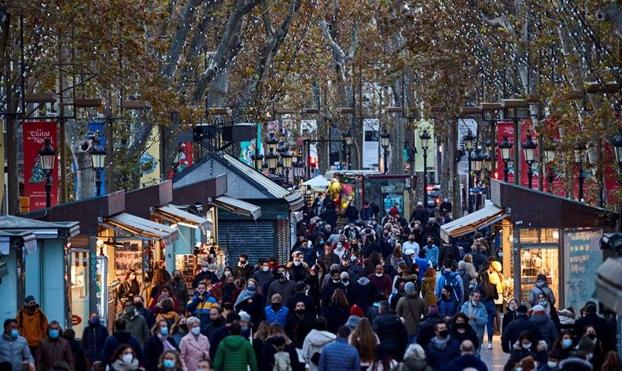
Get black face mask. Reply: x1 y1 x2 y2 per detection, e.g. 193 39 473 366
295 309 305 315
438 329 448 338
455 323 466 330
174 276 181 282
271 303 282 311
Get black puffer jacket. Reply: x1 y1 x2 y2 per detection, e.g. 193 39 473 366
372 313 408 361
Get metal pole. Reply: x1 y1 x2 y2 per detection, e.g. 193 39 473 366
578 162 585 201
547 166 554 192
467 150 473 213
503 160 509 182
58 34 67 203
527 164 533 189
423 149 428 206
383 146 388 174
45 171 52 208
95 170 102 197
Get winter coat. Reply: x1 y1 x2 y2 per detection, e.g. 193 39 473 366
438 296 459 319
395 295 425 336
501 315 542 353
322 304 349 334
445 354 488 371
302 330 336 371
368 273 392 299
0 334 33 370
450 325 480 351
400 358 433 371
267 280 297 305
121 313 150 347
155 311 179 329
81 323 109 362
253 270 275 295
35 337 74 371
169 279 189 305
351 277 375 311
265 305 289 328
180 332 210 371
528 280 556 306
503 344 538 371
186 293 219 334
530 313 558 347
16 307 48 347
144 335 179 371
235 292 266 324
99 332 143 366
558 356 594 371
106 357 141 371
421 278 437 307
318 339 360 371
426 245 439 268
259 336 304 371
434 270 464 304
373 313 409 360
501 310 518 334
234 263 254 280
213 335 258 371
460 301 488 340
574 313 613 352
415 315 442 348
425 337 460 371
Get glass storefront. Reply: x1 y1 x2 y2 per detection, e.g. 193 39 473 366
518 247 559 305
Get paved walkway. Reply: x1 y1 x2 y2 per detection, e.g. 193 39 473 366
480 334 509 370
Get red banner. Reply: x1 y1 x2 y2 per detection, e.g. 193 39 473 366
495 120 540 187
23 121 58 210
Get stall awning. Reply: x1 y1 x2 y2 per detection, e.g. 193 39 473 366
105 213 178 244
153 204 212 230
285 192 305 211
441 200 508 242
595 257 622 313
213 196 261 220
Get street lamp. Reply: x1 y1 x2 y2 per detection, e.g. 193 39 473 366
543 144 556 192
343 130 353 170
522 134 537 189
499 135 513 182
39 138 56 208
419 129 431 206
266 132 278 153
251 153 264 171
91 140 106 196
380 130 390 174
463 129 475 212
575 143 587 201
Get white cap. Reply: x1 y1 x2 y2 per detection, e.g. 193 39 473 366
531 304 545 313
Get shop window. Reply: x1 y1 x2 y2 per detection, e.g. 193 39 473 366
518 247 559 306
70 250 89 338
519 228 559 244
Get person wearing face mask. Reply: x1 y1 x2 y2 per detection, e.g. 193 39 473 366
107 345 140 371
35 321 74 371
574 302 613 353
368 264 392 300
551 331 575 360
502 299 520 334
144 320 179 371
579 326 604 370
82 312 109 368
0 318 34 371
266 266 296 305
158 350 184 371
460 290 488 353
265 294 289 328
169 270 189 306
318 243 340 267
118 270 141 306
320 268 344 308
529 305 558 347
450 313 480 352
213 323 258 371
170 315 188 345
17 296 48 354
285 301 315 348
121 299 150 346
333 241 348 260
425 322 460 370
193 261 219 289
286 282 316 317
425 238 439 269
234 254 254 280
133 296 156 330
99 318 144 367
287 252 309 282
235 278 266 323
253 260 275 297
503 332 539 371
180 316 210 371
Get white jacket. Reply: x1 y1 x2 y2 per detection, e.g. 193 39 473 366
301 329 336 371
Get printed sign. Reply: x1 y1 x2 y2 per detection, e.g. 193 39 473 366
563 229 602 309
22 121 58 210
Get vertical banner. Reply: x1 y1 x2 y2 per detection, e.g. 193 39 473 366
23 121 58 210
239 123 263 166
362 119 379 169
139 126 161 187
88 121 107 195
495 120 538 187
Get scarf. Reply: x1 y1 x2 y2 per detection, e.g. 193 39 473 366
111 358 140 371
234 289 255 307
158 333 176 352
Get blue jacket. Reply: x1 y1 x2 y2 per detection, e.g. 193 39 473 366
438 296 459 319
81 323 109 361
426 245 439 268
425 337 460 371
460 301 488 338
435 270 464 304
0 334 33 371
445 354 488 371
265 305 289 327
318 338 360 371
187 293 219 333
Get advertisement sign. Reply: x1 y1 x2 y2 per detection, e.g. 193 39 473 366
88 121 107 194
564 229 602 309
362 119 379 169
23 121 58 210
239 123 263 166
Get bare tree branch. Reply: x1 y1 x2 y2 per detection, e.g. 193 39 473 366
162 0 203 77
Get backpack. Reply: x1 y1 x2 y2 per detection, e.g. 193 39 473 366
274 351 292 371
443 272 460 301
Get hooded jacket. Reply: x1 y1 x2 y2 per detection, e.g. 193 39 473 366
17 307 48 347
35 336 74 371
559 356 593 371
529 280 556 306
396 294 425 336
351 277 375 311
302 329 336 371
121 312 150 346
530 313 558 347
373 313 409 359
425 336 460 370
213 335 257 371
0 333 33 371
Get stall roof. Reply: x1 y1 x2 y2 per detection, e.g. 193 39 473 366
0 215 80 239
213 196 262 221
153 204 211 230
0 230 37 256
491 180 610 229
104 213 178 245
302 175 329 189
441 200 508 242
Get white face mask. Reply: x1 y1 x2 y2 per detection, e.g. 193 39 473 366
262 266 269 272
191 327 201 336
547 361 558 368
201 267 208 272
121 354 134 363
375 273 383 277
522 342 531 349
294 261 301 266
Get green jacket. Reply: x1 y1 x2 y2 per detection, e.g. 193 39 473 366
213 335 257 371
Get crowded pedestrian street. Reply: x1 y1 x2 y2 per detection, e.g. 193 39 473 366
2 1 622 371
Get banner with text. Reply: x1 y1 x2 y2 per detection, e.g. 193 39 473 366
23 121 58 210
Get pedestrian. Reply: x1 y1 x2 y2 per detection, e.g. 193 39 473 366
348 317 378 369
186 282 219 334
395 281 425 343
424 238 439 269
580 325 605 370
16 295 48 355
434 259 464 305
193 261 219 289
301 317 336 371
502 299 519 334
477 270 498 349
179 317 210 371
0 318 34 371
99 318 143 367
35 321 74 371
155 298 180 329
450 313 480 352
82 312 108 369
284 301 314 349
121 299 150 347
133 296 156 330
149 286 179 314
551 330 576 360
144 319 179 371
318 326 360 371
503 331 539 371
266 266 297 305
420 267 437 307
424 322 460 371
558 351 593 370
574 301 613 352
170 315 188 346
529 304 558 347
351 275 375 312
398 343 433 371
373 301 408 361
106 344 141 371
444 340 488 371
169 270 189 307
414 305 441 348
234 254 254 281
209 312 240 360
438 286 459 320
253 260 274 296
460 290 488 353
501 305 542 354
258 326 302 371
368 265 392 300
369 343 398 371
235 279 265 324
402 234 420 259
196 358 212 371
62 329 86 371
213 323 258 371
528 274 556 307
265 294 289 328
117 270 141 308
158 350 184 371
322 289 349 334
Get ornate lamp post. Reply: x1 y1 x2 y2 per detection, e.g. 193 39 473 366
343 130 353 170
463 130 475 212
39 138 56 208
380 130 390 174
574 143 587 201
281 149 294 183
543 144 556 192
419 129 431 207
470 147 483 211
499 135 513 182
522 134 537 189
91 140 106 196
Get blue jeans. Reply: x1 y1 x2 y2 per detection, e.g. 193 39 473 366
483 299 496 342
